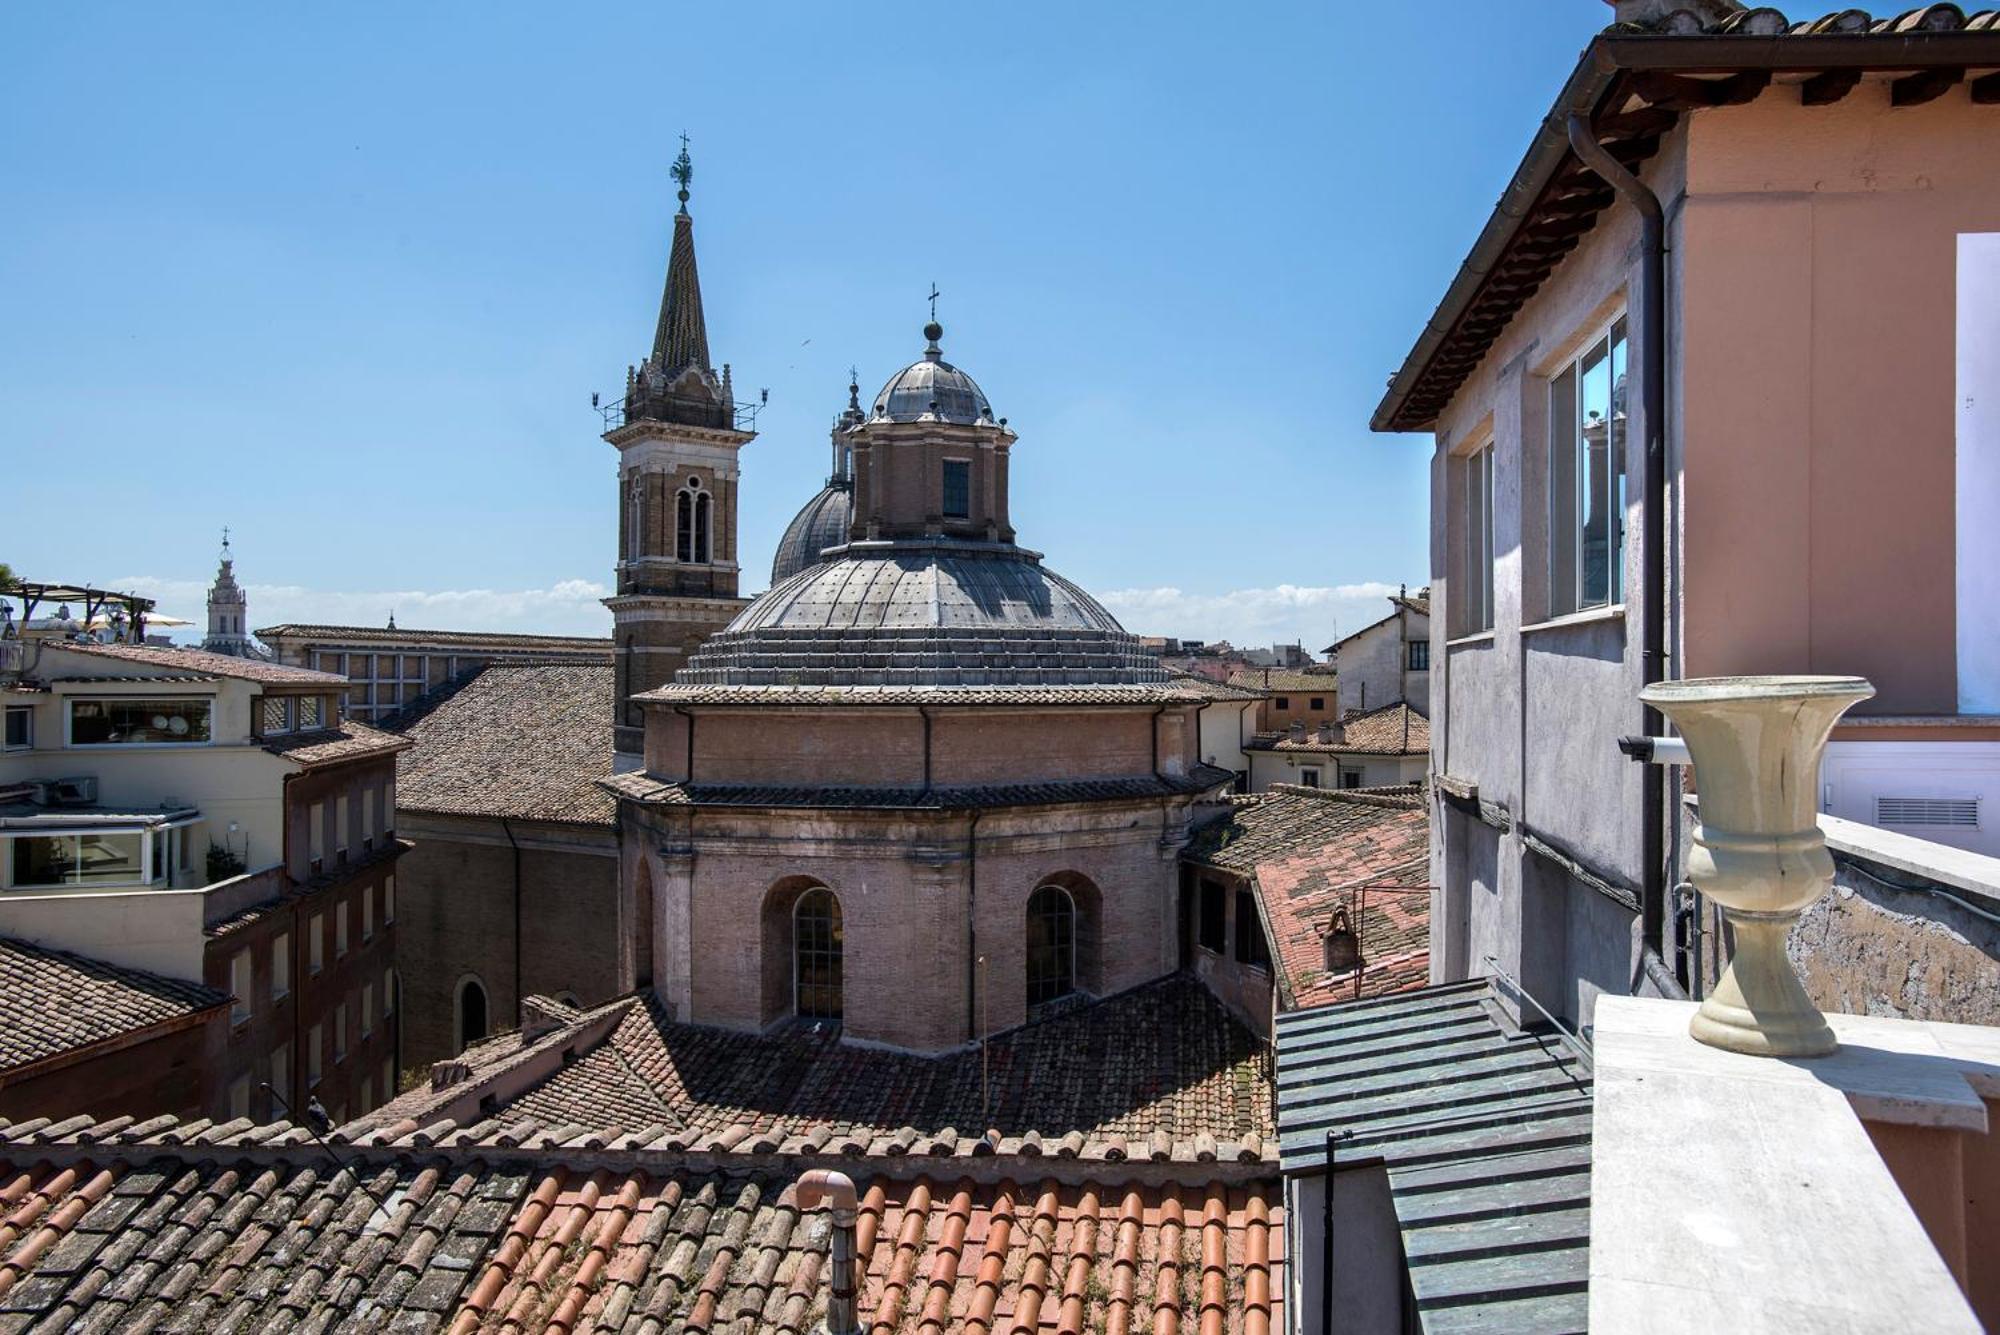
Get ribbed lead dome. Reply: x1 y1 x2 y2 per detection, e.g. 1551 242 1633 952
872 322 993 425
680 540 1167 688
770 479 853 586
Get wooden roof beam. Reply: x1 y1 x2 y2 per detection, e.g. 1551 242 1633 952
1799 68 1864 105
1630 69 1772 109
1892 66 1965 105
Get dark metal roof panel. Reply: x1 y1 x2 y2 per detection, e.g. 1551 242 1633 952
1275 979 1593 1333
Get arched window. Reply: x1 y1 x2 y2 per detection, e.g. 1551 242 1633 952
794 887 842 1020
676 477 711 564
456 976 488 1053
1026 884 1077 1007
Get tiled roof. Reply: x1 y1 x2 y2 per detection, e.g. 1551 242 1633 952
1162 670 1267 702
1375 8 2000 432
390 663 616 826
255 622 614 651
1223 669 1337 695
261 718 411 768
0 1125 1282 1334
600 764 1238 812
1244 701 1429 755
635 682 1219 707
0 936 228 1075
51 641 346 685
374 973 1274 1163
1186 787 1431 1008
1276 980 1594 1331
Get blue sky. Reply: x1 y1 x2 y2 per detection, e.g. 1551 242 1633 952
3 2 1608 650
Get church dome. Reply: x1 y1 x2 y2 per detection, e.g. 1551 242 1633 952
680 539 1167 688
769 478 853 586
872 322 993 425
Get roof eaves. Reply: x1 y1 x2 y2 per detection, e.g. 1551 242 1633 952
1372 22 2000 434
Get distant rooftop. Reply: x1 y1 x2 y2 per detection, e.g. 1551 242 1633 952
51 641 345 686
0 936 228 1078
255 622 612 651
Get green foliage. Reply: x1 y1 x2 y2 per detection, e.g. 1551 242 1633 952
206 842 246 882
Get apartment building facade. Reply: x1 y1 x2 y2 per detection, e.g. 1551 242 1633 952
1374 6 2000 1030
0 632 407 1122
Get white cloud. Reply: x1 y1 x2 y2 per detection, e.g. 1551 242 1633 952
1096 581 1412 651
112 575 615 640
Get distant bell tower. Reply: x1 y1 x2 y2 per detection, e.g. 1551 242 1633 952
602 139 754 755
202 529 257 657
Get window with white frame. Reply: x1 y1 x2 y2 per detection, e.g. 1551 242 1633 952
1550 316 1629 616
1463 443 1495 633
68 698 212 746
4 706 32 751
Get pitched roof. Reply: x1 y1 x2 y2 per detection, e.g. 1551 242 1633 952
1324 594 1429 653
1162 669 1267 701
1374 7 2000 432
1186 787 1431 1008
261 718 411 769
1223 669 1338 695
0 1125 1282 1334
372 973 1274 1164
1244 701 1429 755
1276 980 1594 1329
255 622 612 651
0 937 228 1076
635 682 1226 707
52 641 345 685
600 764 1237 812
389 663 616 826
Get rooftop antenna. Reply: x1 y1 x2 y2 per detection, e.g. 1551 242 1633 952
671 132 693 213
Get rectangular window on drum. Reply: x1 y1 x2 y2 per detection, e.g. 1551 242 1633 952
942 459 970 519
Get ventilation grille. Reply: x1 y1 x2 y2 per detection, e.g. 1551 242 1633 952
1876 795 1981 829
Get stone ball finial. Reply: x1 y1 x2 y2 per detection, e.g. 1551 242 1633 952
924 321 943 344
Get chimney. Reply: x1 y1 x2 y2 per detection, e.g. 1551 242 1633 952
1317 722 1335 744
1289 721 1306 742
798 1170 861 1335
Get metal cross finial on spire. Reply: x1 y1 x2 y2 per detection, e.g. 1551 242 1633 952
928 283 941 322
220 525 231 554
671 132 693 213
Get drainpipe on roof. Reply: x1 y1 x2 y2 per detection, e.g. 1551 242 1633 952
797 1169 861 1335
965 808 982 1044
1565 112 1678 997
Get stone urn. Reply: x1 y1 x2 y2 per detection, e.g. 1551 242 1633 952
1639 674 1875 1058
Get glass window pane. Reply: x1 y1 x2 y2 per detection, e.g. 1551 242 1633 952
69 698 212 745
261 697 289 735
1026 885 1076 1006
1549 365 1579 616
71 833 144 884
794 888 843 1020
1608 319 1629 606
1579 334 1613 608
297 696 323 730
942 459 971 519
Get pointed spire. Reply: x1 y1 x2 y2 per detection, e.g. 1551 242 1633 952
650 136 710 373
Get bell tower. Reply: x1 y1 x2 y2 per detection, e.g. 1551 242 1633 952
202 529 256 658
602 140 754 756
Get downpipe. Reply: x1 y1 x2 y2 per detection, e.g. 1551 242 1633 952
797 1170 861 1335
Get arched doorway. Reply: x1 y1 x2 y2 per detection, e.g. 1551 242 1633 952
633 859 655 989
793 886 843 1020
1026 884 1078 1006
456 975 488 1053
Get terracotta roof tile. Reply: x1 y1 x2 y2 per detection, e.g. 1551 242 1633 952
636 682 1223 707
378 974 1272 1158
0 937 228 1076
0 1135 1283 1333
1223 669 1338 694
52 641 346 685
1244 701 1429 755
390 663 616 826
1186 787 1431 1008
261 717 411 768
256 622 613 651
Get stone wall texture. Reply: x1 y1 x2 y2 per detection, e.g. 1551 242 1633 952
1791 853 2000 1026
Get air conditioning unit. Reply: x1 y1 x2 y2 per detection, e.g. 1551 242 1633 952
49 777 98 806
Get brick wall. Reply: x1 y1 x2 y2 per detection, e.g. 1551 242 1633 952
0 1014 223 1122
394 815 620 1069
